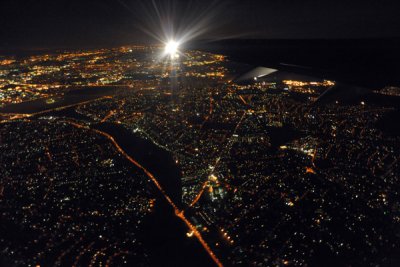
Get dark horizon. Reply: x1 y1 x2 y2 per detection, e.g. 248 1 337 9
1 36 400 53
1 0 400 50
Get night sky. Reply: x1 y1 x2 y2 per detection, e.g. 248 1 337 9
1 0 400 49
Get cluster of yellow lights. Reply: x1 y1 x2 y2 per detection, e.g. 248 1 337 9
283 80 335 87
220 228 234 244
0 59 16 66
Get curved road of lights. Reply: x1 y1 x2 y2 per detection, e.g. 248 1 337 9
67 120 224 267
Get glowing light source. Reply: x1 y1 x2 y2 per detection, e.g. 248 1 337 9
186 230 194 237
165 40 179 58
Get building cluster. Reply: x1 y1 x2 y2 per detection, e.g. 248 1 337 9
75 55 399 266
0 119 151 266
0 47 228 107
1 46 399 266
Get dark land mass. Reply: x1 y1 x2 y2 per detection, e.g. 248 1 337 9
376 109 400 137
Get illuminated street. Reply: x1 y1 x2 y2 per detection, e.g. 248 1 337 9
1 1 400 265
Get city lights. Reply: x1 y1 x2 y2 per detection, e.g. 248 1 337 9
1 42 399 267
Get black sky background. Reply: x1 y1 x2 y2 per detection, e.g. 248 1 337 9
1 0 400 49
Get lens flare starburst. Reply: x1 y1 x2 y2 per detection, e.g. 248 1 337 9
164 40 180 58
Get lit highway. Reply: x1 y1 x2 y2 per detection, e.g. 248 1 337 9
66 120 224 267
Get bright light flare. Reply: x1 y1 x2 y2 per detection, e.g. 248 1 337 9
165 40 179 58
165 40 178 54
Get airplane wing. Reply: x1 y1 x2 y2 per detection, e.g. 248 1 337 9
190 39 400 90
